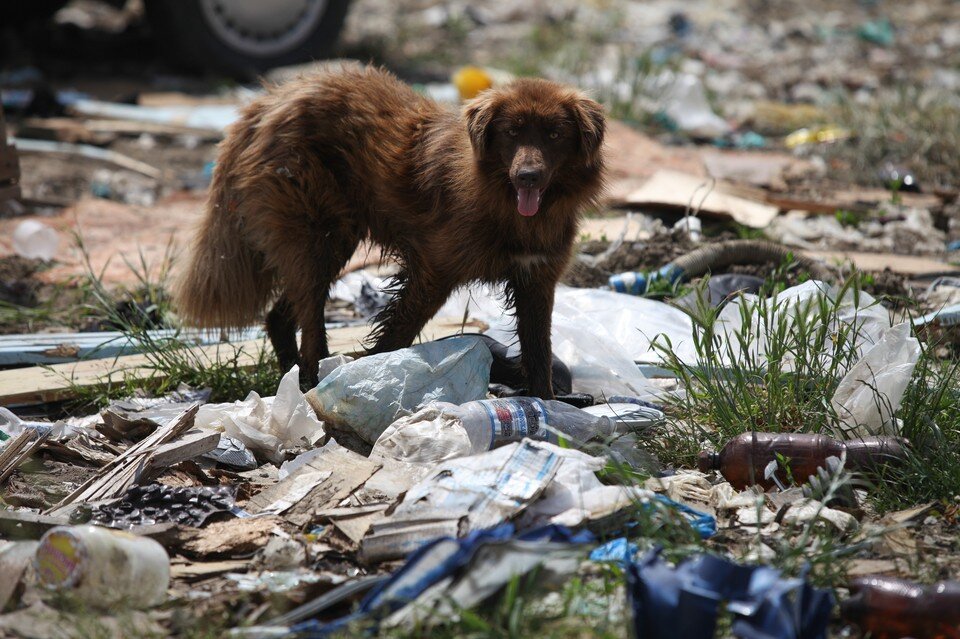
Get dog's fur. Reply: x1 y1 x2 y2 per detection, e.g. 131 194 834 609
174 64 605 398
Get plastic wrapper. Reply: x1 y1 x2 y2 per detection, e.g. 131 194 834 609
831 322 921 436
305 336 491 445
196 365 325 464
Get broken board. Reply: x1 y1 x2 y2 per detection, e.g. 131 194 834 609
806 250 960 276
0 318 480 406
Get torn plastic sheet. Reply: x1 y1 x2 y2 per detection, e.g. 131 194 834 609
291 524 593 637
626 548 834 639
306 336 492 445
714 280 890 370
195 365 324 465
831 322 921 437
202 435 257 470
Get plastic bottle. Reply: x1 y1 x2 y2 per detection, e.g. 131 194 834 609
455 398 622 452
697 432 908 490
34 525 170 609
608 264 684 296
841 575 960 639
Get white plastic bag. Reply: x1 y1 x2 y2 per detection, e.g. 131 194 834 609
195 365 325 464
305 336 491 444
831 322 920 436
654 72 731 138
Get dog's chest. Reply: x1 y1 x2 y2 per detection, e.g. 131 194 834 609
510 253 551 269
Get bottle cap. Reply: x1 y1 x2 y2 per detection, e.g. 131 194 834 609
697 450 719 472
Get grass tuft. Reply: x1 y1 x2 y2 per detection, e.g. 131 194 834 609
652 275 960 512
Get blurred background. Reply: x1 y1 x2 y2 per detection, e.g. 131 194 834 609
1 0 959 332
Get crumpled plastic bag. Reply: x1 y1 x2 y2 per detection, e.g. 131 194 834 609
442 285 673 398
626 549 834 639
306 337 491 444
651 72 731 138
371 402 474 464
195 365 325 464
831 322 920 436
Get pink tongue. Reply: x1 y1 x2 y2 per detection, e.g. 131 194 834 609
517 188 540 216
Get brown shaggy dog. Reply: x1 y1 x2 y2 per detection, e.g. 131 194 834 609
174 64 605 398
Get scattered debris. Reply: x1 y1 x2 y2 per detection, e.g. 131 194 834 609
5 2 960 635
620 170 778 228
48 404 200 512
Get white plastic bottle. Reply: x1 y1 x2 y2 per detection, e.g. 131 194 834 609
34 525 170 609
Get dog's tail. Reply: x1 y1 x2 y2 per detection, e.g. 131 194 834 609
173 177 275 330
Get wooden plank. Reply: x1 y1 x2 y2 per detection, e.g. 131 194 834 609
0 319 477 407
144 429 220 470
0 509 69 540
804 250 960 276
0 429 50 485
12 138 162 180
0 327 265 366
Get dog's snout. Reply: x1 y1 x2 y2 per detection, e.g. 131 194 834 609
517 168 543 188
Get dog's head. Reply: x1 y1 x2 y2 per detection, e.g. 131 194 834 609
464 79 605 217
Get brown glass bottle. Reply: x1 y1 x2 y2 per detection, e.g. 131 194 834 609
697 432 908 490
841 575 960 639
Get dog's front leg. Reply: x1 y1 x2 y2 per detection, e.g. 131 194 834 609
509 269 558 400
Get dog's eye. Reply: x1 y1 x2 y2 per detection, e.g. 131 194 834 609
549 131 560 140
507 128 518 137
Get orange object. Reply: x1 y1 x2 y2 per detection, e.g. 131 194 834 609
842 576 960 639
698 432 908 490
453 66 493 100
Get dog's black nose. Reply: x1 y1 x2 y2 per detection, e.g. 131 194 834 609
517 168 543 188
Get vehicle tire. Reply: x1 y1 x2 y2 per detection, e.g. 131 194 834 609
143 0 351 78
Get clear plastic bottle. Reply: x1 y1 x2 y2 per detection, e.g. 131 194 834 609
454 397 620 452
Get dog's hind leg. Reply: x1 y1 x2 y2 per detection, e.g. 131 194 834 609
266 296 298 374
368 266 454 354
272 223 361 386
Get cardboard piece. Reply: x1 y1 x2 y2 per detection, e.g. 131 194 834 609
622 170 778 228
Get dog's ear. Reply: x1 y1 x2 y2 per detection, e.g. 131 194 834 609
464 90 500 158
570 96 605 167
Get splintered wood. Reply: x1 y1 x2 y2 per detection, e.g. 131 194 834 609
0 428 52 486
47 404 200 513
0 428 50 484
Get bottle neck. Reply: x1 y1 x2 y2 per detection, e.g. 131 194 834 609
697 451 720 472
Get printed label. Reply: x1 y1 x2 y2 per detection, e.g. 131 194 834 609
36 530 83 587
479 398 549 448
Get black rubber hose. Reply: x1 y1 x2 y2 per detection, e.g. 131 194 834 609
670 240 833 282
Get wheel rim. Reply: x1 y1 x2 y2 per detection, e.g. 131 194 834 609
199 0 329 57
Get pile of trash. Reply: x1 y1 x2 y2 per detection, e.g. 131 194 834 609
0 256 951 638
